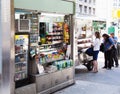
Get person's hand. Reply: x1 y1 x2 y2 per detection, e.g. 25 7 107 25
108 46 112 50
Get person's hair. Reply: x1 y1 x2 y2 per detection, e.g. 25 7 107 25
102 34 109 38
110 33 114 35
95 32 100 39
102 34 110 42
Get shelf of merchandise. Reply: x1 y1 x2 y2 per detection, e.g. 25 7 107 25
40 42 63 46
15 70 27 74
15 33 29 82
15 57 28 81
26 14 39 49
39 57 65 65
15 61 27 65
77 38 92 49
15 52 27 56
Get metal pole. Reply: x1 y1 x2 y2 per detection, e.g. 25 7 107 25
0 0 15 94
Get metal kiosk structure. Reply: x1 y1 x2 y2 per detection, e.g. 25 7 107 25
0 0 75 94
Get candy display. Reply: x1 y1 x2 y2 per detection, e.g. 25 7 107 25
39 49 65 64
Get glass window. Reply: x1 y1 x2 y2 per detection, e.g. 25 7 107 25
93 0 96 5
84 6 87 14
89 0 91 3
93 8 95 15
89 7 91 14
113 3 117 6
84 0 87 3
79 4 83 13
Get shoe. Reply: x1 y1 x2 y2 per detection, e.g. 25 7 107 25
102 66 107 69
107 67 111 70
115 65 119 67
111 65 114 67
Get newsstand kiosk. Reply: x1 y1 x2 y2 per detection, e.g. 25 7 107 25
12 0 75 94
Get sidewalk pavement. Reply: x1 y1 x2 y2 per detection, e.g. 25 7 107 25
54 80 120 94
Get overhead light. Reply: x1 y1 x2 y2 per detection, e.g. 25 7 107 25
41 13 65 17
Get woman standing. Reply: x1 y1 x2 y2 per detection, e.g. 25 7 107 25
92 32 101 72
102 34 115 69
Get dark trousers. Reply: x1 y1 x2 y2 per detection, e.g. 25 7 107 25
104 49 114 69
112 48 119 66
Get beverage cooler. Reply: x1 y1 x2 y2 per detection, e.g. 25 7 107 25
15 33 30 88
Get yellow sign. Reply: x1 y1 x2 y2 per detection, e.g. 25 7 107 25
112 9 120 18
15 35 28 40
117 9 120 18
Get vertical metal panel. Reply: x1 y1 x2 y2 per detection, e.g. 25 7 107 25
69 15 75 78
0 0 15 94
0 0 2 92
69 15 74 60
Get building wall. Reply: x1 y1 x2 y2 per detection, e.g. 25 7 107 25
76 0 96 17
96 0 107 19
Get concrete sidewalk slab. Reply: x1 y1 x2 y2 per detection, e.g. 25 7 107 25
54 80 120 94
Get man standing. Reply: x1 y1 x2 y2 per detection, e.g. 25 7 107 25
110 33 119 67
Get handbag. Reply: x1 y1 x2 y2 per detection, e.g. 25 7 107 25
100 43 104 52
